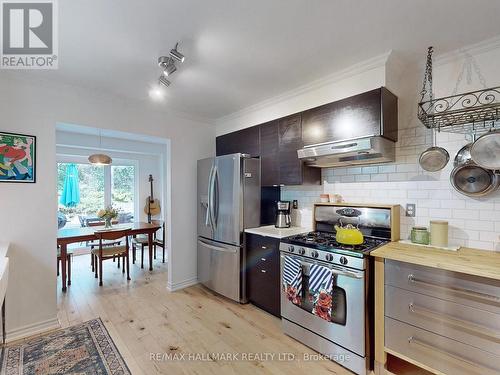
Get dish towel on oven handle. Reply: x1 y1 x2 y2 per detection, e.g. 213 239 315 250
309 264 334 321
283 256 302 306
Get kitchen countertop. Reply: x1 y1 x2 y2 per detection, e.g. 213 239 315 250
371 241 500 280
245 225 311 239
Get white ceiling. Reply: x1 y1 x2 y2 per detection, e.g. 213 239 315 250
10 0 500 120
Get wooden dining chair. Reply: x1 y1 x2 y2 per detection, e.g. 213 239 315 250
92 229 130 286
153 221 166 263
57 246 73 285
87 221 122 272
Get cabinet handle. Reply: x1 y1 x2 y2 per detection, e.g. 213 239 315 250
408 336 498 375
407 274 500 304
261 257 267 261
408 303 500 341
261 269 267 273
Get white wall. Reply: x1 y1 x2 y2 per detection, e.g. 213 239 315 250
0 75 215 339
217 39 500 252
216 52 390 135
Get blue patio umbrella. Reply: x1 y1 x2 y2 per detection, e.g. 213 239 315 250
59 163 80 207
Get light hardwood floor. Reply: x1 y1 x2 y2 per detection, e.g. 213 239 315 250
58 253 353 375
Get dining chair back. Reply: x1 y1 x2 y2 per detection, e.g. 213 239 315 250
92 229 131 286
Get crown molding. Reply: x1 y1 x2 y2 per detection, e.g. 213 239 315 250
435 34 500 66
216 51 392 125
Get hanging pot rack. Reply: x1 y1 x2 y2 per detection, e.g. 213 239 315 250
417 47 500 136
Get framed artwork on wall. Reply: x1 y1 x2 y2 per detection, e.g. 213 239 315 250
0 131 36 183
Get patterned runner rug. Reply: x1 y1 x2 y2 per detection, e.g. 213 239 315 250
1 318 131 375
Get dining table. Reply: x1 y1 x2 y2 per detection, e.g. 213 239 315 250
57 222 161 292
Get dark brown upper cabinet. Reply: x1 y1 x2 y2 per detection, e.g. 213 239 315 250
278 114 307 185
259 120 280 186
216 125 260 157
301 87 398 146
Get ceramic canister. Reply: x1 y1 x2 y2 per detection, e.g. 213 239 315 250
430 220 448 247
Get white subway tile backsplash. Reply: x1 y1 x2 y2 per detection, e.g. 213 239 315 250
464 220 494 231
480 231 500 242
370 174 388 182
355 175 371 182
379 165 396 173
479 210 498 221
429 208 453 219
408 190 429 199
347 167 362 175
453 209 480 220
361 166 378 174
282 130 500 251
340 175 355 183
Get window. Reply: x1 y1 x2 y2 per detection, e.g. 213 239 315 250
111 165 135 218
57 162 136 228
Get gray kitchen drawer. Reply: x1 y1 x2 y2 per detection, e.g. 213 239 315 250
385 317 500 375
385 285 500 356
385 260 500 314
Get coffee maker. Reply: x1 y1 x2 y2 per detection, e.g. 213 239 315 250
275 201 291 228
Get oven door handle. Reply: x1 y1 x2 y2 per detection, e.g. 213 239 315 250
281 255 364 279
329 268 364 279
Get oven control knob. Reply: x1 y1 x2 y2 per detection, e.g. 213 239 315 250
288 245 295 252
311 251 319 258
298 248 305 255
340 256 348 265
325 254 334 261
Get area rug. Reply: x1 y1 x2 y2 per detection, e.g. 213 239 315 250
1 318 131 375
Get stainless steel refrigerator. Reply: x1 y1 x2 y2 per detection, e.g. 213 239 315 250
197 153 260 303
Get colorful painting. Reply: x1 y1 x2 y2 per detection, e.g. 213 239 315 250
0 131 36 183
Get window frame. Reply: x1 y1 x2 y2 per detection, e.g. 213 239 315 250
57 156 139 220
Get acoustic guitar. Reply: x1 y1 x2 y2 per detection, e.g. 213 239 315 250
144 174 161 222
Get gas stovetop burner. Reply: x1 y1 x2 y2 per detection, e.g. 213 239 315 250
283 231 387 256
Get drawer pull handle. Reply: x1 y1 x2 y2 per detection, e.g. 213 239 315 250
408 303 500 342
408 336 498 375
261 270 267 273
261 258 267 261
408 274 500 304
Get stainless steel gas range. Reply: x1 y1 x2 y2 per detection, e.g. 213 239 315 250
279 204 397 375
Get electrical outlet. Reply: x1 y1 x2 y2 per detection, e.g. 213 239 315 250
406 203 416 217
292 200 298 209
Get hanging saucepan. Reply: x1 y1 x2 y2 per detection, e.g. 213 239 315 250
419 128 449 172
470 128 500 170
450 143 499 197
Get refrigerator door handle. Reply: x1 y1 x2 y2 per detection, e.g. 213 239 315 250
213 166 219 228
207 164 215 230
198 238 237 253
209 165 217 230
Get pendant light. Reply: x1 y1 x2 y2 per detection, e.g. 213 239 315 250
88 130 112 165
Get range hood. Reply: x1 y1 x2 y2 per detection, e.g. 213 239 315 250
297 136 395 168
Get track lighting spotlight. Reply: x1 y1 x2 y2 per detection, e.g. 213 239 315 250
163 61 176 76
170 42 185 63
159 75 171 87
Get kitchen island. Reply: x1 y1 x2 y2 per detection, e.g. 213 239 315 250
371 242 500 375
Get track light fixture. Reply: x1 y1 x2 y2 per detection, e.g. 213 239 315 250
151 42 184 98
170 42 185 63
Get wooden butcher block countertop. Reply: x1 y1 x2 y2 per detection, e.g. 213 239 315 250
371 241 500 281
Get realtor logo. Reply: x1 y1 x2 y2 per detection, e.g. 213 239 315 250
1 0 58 69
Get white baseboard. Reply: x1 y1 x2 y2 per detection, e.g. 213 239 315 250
167 277 198 292
6 317 60 343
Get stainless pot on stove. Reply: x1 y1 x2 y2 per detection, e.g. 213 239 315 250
450 143 499 197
